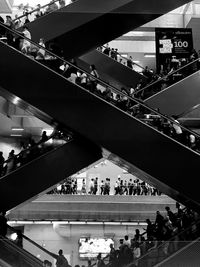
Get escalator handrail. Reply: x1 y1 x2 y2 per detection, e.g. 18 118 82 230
6 225 58 259
12 0 61 23
0 134 72 182
130 215 200 267
100 45 146 73
1 131 56 167
0 235 44 266
13 1 146 76
134 56 200 97
1 22 200 146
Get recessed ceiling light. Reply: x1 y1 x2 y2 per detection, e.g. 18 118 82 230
11 128 24 131
144 54 155 58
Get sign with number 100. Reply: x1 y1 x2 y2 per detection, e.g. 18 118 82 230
174 41 189 48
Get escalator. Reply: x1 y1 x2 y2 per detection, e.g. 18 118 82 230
0 237 43 267
19 0 200 116
80 50 200 118
20 0 200 116
141 58 200 116
26 0 192 59
132 217 200 267
0 225 58 267
1 29 200 213
0 131 102 211
76 48 147 89
155 238 200 267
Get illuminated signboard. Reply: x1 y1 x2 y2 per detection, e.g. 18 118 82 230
155 28 193 72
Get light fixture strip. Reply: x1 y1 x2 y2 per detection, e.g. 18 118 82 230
11 128 24 131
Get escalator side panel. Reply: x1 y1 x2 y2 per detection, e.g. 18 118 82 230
0 138 102 211
0 239 43 267
158 238 200 267
28 0 135 43
0 43 200 210
77 50 146 88
145 70 200 116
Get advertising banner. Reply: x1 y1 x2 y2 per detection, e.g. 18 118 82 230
155 28 193 73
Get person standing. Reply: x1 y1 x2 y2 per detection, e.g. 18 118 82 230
6 150 16 174
0 151 5 177
89 64 99 93
59 0 66 8
81 179 86 195
0 210 7 237
21 25 31 54
128 179 133 195
36 38 46 59
96 253 105 267
127 56 133 69
89 178 94 194
100 180 104 195
55 249 69 267
94 177 98 195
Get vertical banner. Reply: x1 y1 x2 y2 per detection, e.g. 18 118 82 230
155 28 193 73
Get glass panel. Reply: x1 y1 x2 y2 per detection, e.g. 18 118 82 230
135 218 200 267
134 56 200 101
1 22 200 159
91 209 200 267
0 236 43 267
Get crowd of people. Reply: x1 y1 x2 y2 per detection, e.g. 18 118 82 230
42 204 199 267
48 177 161 196
5 0 76 29
1 11 200 164
1 20 200 157
1 0 200 102
1 202 200 267
98 44 145 73
1 10 200 104
99 43 200 88
104 204 200 267
0 130 68 178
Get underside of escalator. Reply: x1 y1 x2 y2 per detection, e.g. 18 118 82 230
26 0 192 59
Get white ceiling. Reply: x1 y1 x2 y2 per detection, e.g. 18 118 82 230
0 96 53 138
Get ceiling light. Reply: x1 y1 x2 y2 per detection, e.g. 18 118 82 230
11 128 24 131
144 54 155 58
42 128 54 135
104 222 121 225
10 134 22 137
86 222 104 225
13 96 20 105
70 221 86 225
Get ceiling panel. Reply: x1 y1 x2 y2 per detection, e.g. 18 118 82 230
0 0 12 13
